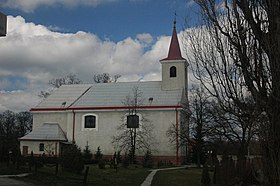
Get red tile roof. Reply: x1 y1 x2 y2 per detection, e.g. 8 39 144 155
161 21 185 61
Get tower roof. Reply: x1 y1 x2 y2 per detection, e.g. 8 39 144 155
161 19 185 61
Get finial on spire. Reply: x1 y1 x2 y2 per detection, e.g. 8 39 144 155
174 12 177 28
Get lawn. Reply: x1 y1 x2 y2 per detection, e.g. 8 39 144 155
1 162 210 185
87 165 150 185
16 164 150 186
152 168 212 186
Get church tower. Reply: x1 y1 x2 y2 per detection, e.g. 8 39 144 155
160 19 188 92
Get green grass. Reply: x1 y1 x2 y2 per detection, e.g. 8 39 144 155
87 165 150 185
152 168 204 186
16 164 150 186
1 163 211 186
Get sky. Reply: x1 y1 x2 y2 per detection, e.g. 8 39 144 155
0 0 197 112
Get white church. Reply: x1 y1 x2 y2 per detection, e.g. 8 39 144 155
19 21 189 165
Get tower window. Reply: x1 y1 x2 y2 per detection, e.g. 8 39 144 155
170 66 177 77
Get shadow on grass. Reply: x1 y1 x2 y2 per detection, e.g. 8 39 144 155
15 164 150 186
152 168 209 186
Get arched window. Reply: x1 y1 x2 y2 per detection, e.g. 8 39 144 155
82 114 98 130
85 115 96 128
170 66 177 77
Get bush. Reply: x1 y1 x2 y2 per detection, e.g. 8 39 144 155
122 153 130 168
82 144 93 164
61 144 84 174
201 164 211 186
157 160 163 168
110 152 119 168
98 159 106 169
94 146 103 162
28 151 35 167
142 150 153 168
16 154 26 166
116 151 122 163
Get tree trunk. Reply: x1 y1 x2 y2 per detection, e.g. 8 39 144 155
263 1 280 185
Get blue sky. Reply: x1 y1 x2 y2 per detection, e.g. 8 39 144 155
1 0 192 41
0 0 197 112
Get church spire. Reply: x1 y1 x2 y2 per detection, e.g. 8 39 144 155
161 15 185 61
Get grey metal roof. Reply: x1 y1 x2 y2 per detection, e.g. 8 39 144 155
36 84 92 108
19 123 67 141
33 81 183 109
72 81 182 108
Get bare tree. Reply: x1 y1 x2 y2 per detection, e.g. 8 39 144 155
167 85 211 167
0 111 17 162
0 110 32 162
16 111 32 137
187 1 280 184
93 73 121 83
39 73 82 98
186 4 260 155
44 142 55 156
189 86 212 167
112 86 154 163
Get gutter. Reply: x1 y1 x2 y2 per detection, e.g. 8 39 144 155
175 107 179 166
72 110 76 144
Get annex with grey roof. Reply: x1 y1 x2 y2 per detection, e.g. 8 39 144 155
20 123 67 141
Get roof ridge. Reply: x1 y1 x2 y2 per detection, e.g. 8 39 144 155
68 85 93 108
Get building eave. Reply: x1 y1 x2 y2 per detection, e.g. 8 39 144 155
30 105 183 112
19 138 68 142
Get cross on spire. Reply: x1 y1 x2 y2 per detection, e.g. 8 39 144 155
174 12 177 28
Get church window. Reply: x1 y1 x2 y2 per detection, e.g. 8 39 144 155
82 114 98 130
170 66 177 77
85 115 96 128
39 143 44 151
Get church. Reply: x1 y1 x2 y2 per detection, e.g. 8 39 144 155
19 21 189 165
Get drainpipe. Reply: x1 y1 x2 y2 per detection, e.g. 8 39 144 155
72 110 76 144
175 107 179 165
55 142 57 156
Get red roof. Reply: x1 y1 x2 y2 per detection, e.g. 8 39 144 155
161 22 185 61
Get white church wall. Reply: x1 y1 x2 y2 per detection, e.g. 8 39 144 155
70 110 124 155
67 109 180 157
145 110 178 155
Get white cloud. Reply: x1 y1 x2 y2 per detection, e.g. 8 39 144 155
47 25 66 32
136 33 153 45
0 90 41 112
0 15 183 112
0 0 118 13
186 0 195 8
